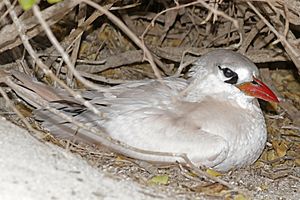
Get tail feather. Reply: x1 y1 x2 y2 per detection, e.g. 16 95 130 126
11 70 67 102
3 70 102 143
35 107 104 144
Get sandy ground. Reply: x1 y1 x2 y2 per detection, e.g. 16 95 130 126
0 117 170 200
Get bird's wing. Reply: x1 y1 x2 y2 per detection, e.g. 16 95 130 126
8 71 230 167
9 69 186 107
8 71 186 136
38 106 229 167
84 78 187 105
36 97 229 167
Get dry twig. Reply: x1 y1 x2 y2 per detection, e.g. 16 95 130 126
247 1 300 74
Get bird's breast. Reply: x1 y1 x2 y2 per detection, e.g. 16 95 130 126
175 99 267 171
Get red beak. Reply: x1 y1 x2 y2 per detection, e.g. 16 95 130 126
237 77 279 102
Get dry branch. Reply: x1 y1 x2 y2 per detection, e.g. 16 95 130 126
0 0 79 53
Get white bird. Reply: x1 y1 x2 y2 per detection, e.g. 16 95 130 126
9 49 279 172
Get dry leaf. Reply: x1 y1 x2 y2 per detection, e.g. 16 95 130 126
192 183 226 195
266 150 278 161
115 155 125 161
206 168 222 177
147 175 169 185
225 193 249 200
272 140 289 157
234 194 248 200
15 103 32 118
295 158 300 166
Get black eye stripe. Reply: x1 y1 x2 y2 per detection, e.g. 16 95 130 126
225 76 238 84
218 66 239 84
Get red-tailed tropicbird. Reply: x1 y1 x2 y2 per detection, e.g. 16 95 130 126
10 49 279 172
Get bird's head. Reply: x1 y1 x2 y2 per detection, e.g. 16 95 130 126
188 49 279 103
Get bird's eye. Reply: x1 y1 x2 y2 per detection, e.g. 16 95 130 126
218 66 235 78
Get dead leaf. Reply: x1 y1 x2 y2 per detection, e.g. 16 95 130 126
147 175 169 185
192 183 227 195
206 168 222 177
233 194 248 200
225 193 249 200
15 103 32 118
266 149 278 161
295 158 300 166
272 140 289 157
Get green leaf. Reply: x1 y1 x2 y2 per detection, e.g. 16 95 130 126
47 0 62 4
147 175 169 185
18 0 36 11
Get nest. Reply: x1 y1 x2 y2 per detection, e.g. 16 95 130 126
0 0 299 199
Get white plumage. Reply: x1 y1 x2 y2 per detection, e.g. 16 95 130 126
11 49 279 172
